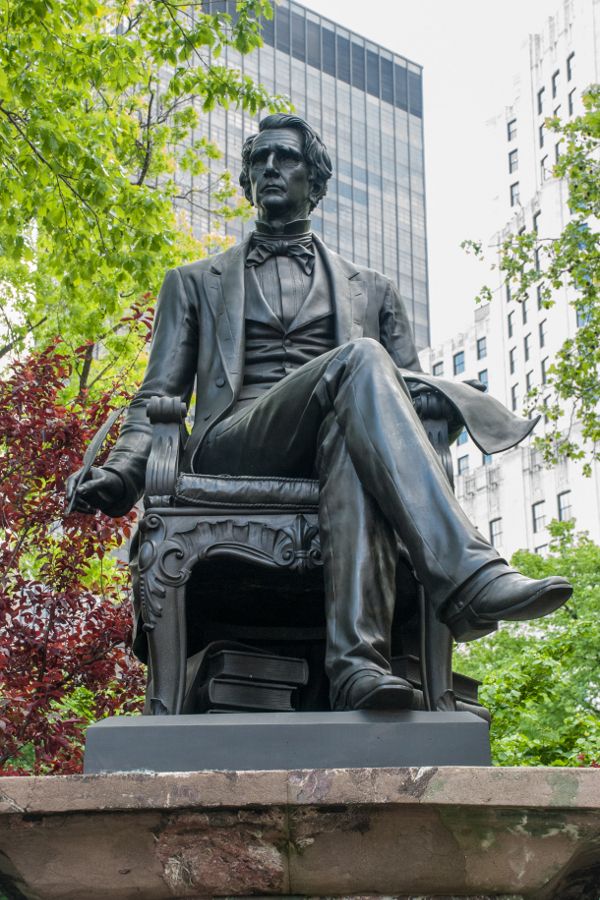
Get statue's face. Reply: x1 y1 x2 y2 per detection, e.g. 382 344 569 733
248 127 312 223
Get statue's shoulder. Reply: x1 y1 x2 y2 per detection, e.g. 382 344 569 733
316 236 391 289
176 240 247 281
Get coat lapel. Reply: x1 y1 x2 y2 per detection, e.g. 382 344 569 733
313 234 367 344
205 237 251 385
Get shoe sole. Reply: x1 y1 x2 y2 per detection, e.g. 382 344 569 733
450 581 573 643
353 683 415 711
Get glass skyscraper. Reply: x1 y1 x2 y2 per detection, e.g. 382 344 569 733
189 0 429 348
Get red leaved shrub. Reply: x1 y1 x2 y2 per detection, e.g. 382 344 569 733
0 341 145 775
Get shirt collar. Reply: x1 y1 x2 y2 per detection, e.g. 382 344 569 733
254 218 312 238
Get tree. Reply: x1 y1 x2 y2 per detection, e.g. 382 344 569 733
0 1 287 774
457 521 600 767
463 86 600 474
0 341 147 775
0 0 283 394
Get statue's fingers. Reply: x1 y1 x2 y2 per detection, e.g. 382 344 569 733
72 496 97 515
65 471 83 500
71 478 101 512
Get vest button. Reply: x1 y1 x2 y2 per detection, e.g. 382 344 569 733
215 376 225 387
283 338 292 347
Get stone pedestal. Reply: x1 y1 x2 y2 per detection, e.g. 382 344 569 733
1 767 599 899
84 711 491 773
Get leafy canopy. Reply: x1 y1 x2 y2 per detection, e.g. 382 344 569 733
458 521 600 767
463 87 600 474
0 0 284 392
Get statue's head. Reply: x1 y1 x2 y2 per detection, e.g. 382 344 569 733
240 114 333 222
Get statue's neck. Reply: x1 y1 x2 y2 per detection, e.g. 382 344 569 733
254 218 312 237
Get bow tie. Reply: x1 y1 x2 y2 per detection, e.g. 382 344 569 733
246 234 315 276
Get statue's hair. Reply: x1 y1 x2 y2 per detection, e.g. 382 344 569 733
239 114 333 211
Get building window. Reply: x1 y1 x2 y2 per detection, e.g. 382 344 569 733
567 52 574 81
539 319 547 347
478 368 488 388
539 123 544 147
453 350 465 375
521 298 528 324
510 182 520 206
476 336 487 360
507 118 517 141
533 211 541 233
541 357 549 384
508 311 515 339
541 155 549 181
432 360 444 377
508 148 519 173
489 518 502 547
509 347 516 374
535 544 548 556
351 41 365 91
554 105 561 118
482 453 493 466
537 283 544 309
534 246 542 271
555 142 561 163
537 87 545 114
511 384 518 411
526 370 534 392
457 454 469 476
558 490 572 522
457 428 468 446
532 500 546 533
552 70 560 98
568 88 576 116
524 332 532 361
506 282 512 303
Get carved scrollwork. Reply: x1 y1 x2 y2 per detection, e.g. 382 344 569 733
138 513 168 632
273 514 322 571
137 512 323 633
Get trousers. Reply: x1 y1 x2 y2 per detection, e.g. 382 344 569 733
195 338 501 704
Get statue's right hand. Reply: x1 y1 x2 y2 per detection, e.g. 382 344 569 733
65 466 125 516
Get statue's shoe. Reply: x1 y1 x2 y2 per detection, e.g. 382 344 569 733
341 673 415 711
447 572 573 642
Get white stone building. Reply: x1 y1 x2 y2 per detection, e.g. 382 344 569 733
420 0 600 559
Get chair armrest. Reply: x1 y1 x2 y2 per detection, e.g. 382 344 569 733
145 396 188 504
412 390 455 488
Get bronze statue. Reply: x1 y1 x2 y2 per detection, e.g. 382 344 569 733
67 114 572 712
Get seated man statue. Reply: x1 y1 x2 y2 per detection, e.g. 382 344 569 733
68 113 572 712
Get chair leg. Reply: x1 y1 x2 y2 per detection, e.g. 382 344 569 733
142 581 188 716
419 585 457 712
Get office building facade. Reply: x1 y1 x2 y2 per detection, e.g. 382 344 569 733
421 0 600 557
184 0 430 348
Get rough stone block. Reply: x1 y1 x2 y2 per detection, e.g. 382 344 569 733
1 767 599 899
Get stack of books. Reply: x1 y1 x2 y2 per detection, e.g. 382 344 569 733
194 648 309 713
392 653 489 721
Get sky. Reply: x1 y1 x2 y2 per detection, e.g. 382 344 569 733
300 0 556 346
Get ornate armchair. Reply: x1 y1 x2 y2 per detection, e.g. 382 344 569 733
133 393 488 720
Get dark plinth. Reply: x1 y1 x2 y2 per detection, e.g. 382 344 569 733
84 711 490 773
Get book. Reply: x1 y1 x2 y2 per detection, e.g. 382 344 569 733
391 654 482 705
197 677 297 712
207 649 309 686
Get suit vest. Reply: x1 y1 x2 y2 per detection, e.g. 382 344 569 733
238 248 336 401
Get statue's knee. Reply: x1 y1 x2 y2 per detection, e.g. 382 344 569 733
345 337 389 369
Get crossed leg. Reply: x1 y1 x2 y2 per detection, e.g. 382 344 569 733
195 338 502 702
